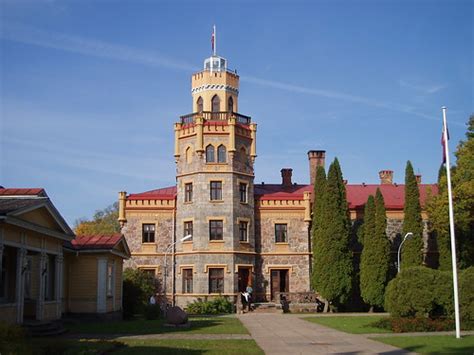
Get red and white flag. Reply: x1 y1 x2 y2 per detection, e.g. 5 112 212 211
441 121 450 163
211 26 215 53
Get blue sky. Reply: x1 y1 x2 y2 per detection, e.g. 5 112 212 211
1 0 472 226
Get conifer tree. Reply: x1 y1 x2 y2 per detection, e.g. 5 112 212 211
359 195 375 246
401 161 424 268
360 190 390 310
312 159 352 309
311 166 326 290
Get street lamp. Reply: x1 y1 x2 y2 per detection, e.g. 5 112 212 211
163 234 192 314
397 232 413 273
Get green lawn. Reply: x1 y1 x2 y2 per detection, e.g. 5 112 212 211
21 338 263 355
116 339 263 354
374 335 474 354
66 315 248 335
303 316 391 334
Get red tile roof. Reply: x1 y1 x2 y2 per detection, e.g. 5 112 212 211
69 234 123 250
345 184 438 209
254 184 312 200
254 183 437 209
128 183 438 210
0 188 46 196
128 186 177 200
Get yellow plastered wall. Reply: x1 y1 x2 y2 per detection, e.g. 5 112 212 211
191 71 239 112
66 254 98 313
19 207 62 232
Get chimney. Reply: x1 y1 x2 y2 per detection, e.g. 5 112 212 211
281 168 293 187
415 174 422 184
379 170 393 185
308 150 326 186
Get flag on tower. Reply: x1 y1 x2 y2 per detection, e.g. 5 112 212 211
211 26 215 54
441 121 450 163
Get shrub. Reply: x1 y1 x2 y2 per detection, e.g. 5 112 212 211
370 317 454 333
385 266 453 318
186 296 234 315
460 267 474 321
0 322 28 354
123 268 156 319
144 304 161 320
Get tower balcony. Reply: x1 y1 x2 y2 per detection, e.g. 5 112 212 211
180 111 251 126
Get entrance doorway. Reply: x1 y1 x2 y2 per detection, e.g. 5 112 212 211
270 269 289 301
237 267 251 293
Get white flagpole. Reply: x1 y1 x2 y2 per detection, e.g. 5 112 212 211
442 106 461 339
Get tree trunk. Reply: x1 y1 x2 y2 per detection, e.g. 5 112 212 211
368 305 374 313
323 301 330 313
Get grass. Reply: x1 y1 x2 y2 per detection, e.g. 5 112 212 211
303 315 392 334
374 335 474 354
23 338 263 355
116 339 263 354
66 315 248 335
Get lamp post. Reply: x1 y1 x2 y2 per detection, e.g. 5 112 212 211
397 232 413 273
163 234 192 315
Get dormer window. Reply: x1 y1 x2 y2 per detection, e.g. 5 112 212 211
206 145 215 163
217 145 227 163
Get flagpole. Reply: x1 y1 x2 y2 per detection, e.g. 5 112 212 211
442 106 461 339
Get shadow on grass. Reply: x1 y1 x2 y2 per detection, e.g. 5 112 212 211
16 339 206 355
64 315 243 336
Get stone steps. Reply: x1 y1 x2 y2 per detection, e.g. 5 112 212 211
23 320 68 337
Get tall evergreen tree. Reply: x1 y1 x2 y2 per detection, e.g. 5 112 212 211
401 161 424 268
427 166 451 270
359 195 375 246
360 190 390 310
311 166 327 290
312 159 352 309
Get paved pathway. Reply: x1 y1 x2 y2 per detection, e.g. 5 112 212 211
237 313 414 355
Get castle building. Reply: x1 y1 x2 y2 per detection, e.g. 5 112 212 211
118 48 437 307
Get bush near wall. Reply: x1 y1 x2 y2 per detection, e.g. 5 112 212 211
123 268 157 319
385 266 474 321
186 296 234 315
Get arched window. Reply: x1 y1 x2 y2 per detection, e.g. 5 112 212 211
185 147 192 164
197 97 203 112
206 145 215 163
217 145 227 163
211 95 220 113
228 97 233 113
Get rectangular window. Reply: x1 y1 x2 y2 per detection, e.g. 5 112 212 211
184 221 193 240
209 220 223 240
209 268 224 293
239 221 248 242
182 268 193 294
142 224 155 243
275 224 288 243
210 181 222 201
184 183 193 202
106 263 114 297
239 183 248 203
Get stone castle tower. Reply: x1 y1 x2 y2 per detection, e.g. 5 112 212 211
173 50 258 303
